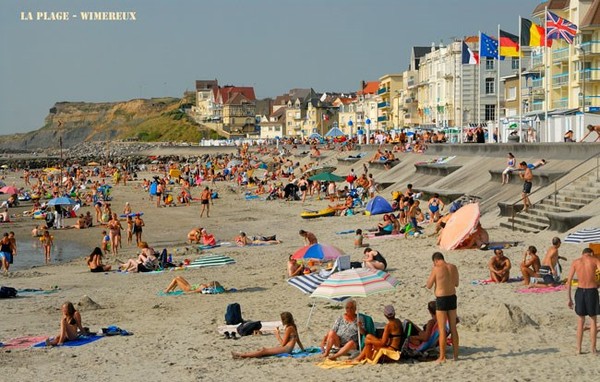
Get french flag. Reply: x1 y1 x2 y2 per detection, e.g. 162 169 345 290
462 41 479 65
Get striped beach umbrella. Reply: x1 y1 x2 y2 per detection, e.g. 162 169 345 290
291 243 344 261
311 268 399 300
564 228 600 244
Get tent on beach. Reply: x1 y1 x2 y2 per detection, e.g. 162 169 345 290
365 196 393 215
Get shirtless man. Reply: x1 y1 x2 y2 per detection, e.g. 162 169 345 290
426 252 460 362
580 124 600 142
534 237 566 286
520 246 541 286
518 161 533 212
299 230 317 245
488 249 512 283
566 248 600 354
199 186 211 217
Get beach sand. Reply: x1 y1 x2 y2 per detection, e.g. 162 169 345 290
0 148 598 382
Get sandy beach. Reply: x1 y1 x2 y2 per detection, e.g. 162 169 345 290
0 145 598 382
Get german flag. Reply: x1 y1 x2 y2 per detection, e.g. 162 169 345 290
499 29 520 57
521 18 549 47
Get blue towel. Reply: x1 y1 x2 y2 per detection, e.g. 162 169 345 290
273 346 322 358
33 334 103 348
336 230 355 235
157 290 185 296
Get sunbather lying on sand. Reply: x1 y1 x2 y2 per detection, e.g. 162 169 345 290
164 276 223 294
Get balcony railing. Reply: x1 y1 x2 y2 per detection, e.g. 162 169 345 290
531 53 544 68
377 102 390 109
578 41 600 55
553 99 569 109
574 68 600 82
552 47 570 62
531 101 545 111
407 79 415 87
532 78 544 89
552 72 569 87
377 115 388 122
377 88 388 95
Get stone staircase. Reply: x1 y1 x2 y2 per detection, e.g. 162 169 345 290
501 172 600 233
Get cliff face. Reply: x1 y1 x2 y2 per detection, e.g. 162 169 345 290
0 95 208 150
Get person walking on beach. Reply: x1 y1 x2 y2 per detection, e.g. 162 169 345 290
199 186 211 217
566 248 600 354
426 252 459 362
41 230 54 264
518 161 533 212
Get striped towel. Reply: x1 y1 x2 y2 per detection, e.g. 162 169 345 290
186 254 236 268
287 273 327 294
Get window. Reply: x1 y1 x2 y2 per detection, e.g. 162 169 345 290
511 58 519 70
486 58 495 70
507 86 516 101
485 104 496 121
485 78 495 94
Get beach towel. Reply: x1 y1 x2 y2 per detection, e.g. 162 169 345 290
479 241 520 251
364 233 404 240
198 241 233 250
16 288 61 296
1 336 48 350
273 346 322 358
471 277 523 285
217 320 282 335
157 290 185 296
336 230 355 235
516 285 566 294
33 334 103 348
186 254 236 269
316 358 358 369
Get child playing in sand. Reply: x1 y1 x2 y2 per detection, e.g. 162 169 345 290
41 230 53 264
354 229 369 248
101 230 110 255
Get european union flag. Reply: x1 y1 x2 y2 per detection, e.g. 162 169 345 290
480 33 499 58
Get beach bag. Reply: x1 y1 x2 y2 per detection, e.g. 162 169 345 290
237 320 262 336
225 303 243 325
0 286 17 298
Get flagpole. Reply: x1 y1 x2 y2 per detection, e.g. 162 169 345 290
544 7 549 141
496 24 501 143
478 31 482 129
460 42 464 143
518 17 523 143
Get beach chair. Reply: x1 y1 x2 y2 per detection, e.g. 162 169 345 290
337 255 351 271
358 313 376 351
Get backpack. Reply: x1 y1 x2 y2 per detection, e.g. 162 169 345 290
237 320 262 336
225 303 243 325
0 286 17 298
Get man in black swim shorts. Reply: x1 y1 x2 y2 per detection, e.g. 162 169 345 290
436 294 457 311
518 161 533 212
566 248 600 354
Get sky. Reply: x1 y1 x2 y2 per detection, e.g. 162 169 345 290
0 0 543 135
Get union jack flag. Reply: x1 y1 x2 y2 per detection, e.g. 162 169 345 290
546 10 577 44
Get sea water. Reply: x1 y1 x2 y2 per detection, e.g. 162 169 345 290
11 239 91 271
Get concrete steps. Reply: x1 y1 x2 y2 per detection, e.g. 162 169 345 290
504 169 599 233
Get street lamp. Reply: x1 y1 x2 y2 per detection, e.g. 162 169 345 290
576 46 586 112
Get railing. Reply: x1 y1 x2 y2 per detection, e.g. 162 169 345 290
531 101 545 111
579 41 600 54
377 88 388 95
532 78 544 88
552 99 569 109
377 102 390 109
552 72 569 87
531 53 544 68
552 47 570 62
377 115 388 122
510 152 600 231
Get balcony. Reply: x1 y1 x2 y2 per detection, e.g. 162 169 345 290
532 78 544 89
377 101 390 109
377 115 388 122
553 99 568 109
578 41 600 55
377 88 388 95
552 72 569 87
552 47 570 62
407 79 416 88
532 101 545 111
531 53 544 68
574 68 600 82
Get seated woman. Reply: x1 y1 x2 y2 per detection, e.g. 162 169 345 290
374 214 394 236
354 229 369 249
119 242 158 273
351 305 403 363
71 214 87 229
164 276 224 294
87 247 111 272
200 228 217 246
46 302 84 346
232 312 304 359
407 301 438 351
363 248 387 271
321 299 364 360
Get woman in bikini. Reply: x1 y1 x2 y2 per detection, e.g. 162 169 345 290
351 305 403 363
163 276 223 294
501 152 517 185
232 312 305 358
427 193 445 223
107 213 123 256
87 247 111 272
46 302 84 346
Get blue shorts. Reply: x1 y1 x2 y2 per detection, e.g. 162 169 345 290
0 251 12 264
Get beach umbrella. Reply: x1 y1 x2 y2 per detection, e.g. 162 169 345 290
308 133 322 139
292 243 343 261
438 202 480 250
308 172 345 182
288 273 328 295
0 164 8 169
311 268 399 300
0 186 19 195
564 228 600 244
47 196 77 206
43 167 61 173
87 161 100 166
325 127 345 138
